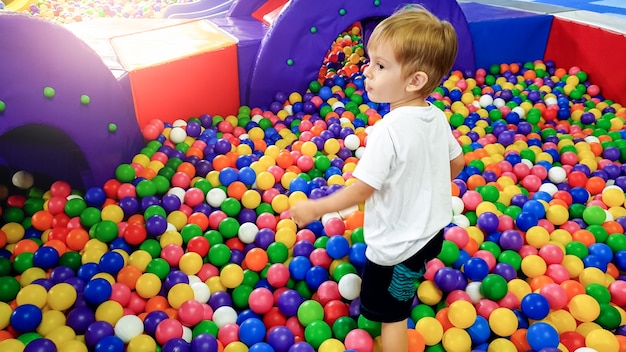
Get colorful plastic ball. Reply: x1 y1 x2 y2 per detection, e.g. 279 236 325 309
155 319 183 346
220 264 244 289
414 316 443 346
11 304 42 333
488 308 518 337
463 257 489 281
267 326 295 352
190 334 219 352
297 300 324 326
539 283 568 310
113 315 143 343
277 289 304 317
442 327 472 352
466 315 490 345
239 318 266 346
249 288 274 314
325 235 349 259
585 328 619 352
448 300 477 329
520 292 550 320
24 338 57 352
95 335 125 352
304 320 332 349
337 273 361 300
178 299 205 327
343 328 373 352
568 294 600 322
480 274 508 301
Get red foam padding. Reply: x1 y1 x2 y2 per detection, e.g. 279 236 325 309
544 17 626 104
251 0 290 25
129 45 240 128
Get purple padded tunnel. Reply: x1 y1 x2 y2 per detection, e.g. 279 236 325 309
246 0 476 108
0 12 144 189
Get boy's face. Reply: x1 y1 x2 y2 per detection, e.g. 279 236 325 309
363 41 427 109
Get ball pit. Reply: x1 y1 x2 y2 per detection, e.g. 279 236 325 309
3 3 626 352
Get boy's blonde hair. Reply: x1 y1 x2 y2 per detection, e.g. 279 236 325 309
367 4 458 95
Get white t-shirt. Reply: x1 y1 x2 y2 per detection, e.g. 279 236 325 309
352 104 462 265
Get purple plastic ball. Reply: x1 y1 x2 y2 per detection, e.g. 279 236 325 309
267 326 295 352
208 291 233 310
292 240 315 257
492 262 517 281
191 334 219 352
277 289 304 317
161 194 182 213
144 310 168 336
163 338 190 352
85 321 115 347
477 212 499 233
67 306 96 334
24 338 57 352
164 270 189 291
499 229 524 251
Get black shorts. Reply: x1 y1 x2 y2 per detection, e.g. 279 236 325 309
359 230 444 323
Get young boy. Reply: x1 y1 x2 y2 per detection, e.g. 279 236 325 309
289 5 465 351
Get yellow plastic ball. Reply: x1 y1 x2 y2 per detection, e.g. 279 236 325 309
46 325 76 346
2 222 25 243
168 283 195 309
135 273 162 299
0 302 11 329
585 327 619 352
300 141 318 157
417 280 442 305
280 172 298 190
578 267 607 286
318 338 346 352
241 190 262 209
569 294 600 322
507 279 532 302
16 284 48 308
101 204 124 223
526 226 550 248
546 204 569 225
37 310 66 336
58 340 88 352
275 227 297 249
179 252 203 275
128 250 152 271
0 339 25 352
47 283 77 311
288 191 307 207
324 139 341 155
256 171 275 190
546 309 577 334
127 334 158 352
442 327 472 352
207 276 227 293
562 255 584 279
95 300 123 326
489 308 518 336
220 264 244 289
487 338 517 352
167 211 188 230
223 341 248 352
415 317 443 346
448 300 476 329
521 254 547 278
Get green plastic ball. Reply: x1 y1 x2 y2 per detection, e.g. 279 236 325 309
115 164 136 183
437 240 460 266
94 220 118 242
208 244 231 267
0 276 20 302
480 274 508 301
304 320 332 349
332 316 357 341
145 258 171 280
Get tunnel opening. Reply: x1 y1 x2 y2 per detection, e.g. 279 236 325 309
0 124 90 191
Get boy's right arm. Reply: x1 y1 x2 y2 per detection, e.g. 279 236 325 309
450 152 464 180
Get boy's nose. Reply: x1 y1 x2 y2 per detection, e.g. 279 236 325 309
363 64 372 78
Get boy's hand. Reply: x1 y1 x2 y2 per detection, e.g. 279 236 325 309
289 200 319 228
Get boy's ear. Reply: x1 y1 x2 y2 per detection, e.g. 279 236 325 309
406 71 428 92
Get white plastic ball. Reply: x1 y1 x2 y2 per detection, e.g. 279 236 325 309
339 117 352 126
169 127 187 144
493 97 505 108
547 166 566 184
12 171 34 189
478 94 493 108
182 326 193 343
167 187 187 202
239 133 250 141
283 105 293 115
520 159 533 168
114 315 144 343
344 134 360 151
338 273 362 300
238 222 259 244
465 281 483 304
251 114 264 123
451 196 464 215
212 306 238 328
66 194 83 201
172 119 187 127
605 209 614 222
585 136 600 144
544 97 558 106
191 282 211 303
321 212 341 226
602 185 623 194
452 214 470 228
511 106 525 118
332 102 346 111
538 183 558 196
355 146 366 159
206 188 227 208
187 275 201 285
338 205 359 218
574 348 598 352
166 223 177 232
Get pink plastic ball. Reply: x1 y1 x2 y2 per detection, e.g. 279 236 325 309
267 263 290 288
171 172 191 189
530 165 548 180
609 280 626 307
497 215 515 232
475 299 499 319
537 219 556 233
50 181 72 198
142 124 161 140
296 155 314 172
498 292 520 309
324 217 346 236
117 183 137 199
208 210 228 229
519 245 538 258
513 163 530 179
521 174 542 192
317 281 341 306
197 264 219 281
184 188 205 207
539 283 568 310
309 248 332 269
217 322 240 346
545 264 569 284
161 244 184 266
538 244 564 265
249 287 274 314
296 229 316 244
155 318 183 345
344 329 374 352
444 227 469 249
257 213 278 230
424 258 445 281
178 299 204 327
110 283 132 306
445 290 472 306
559 221 580 234
461 190 482 211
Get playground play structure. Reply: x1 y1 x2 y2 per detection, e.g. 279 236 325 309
0 0 624 190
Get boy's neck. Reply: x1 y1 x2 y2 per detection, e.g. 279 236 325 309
390 96 429 110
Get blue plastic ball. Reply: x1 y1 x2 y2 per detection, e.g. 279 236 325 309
10 304 42 333
239 318 267 346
